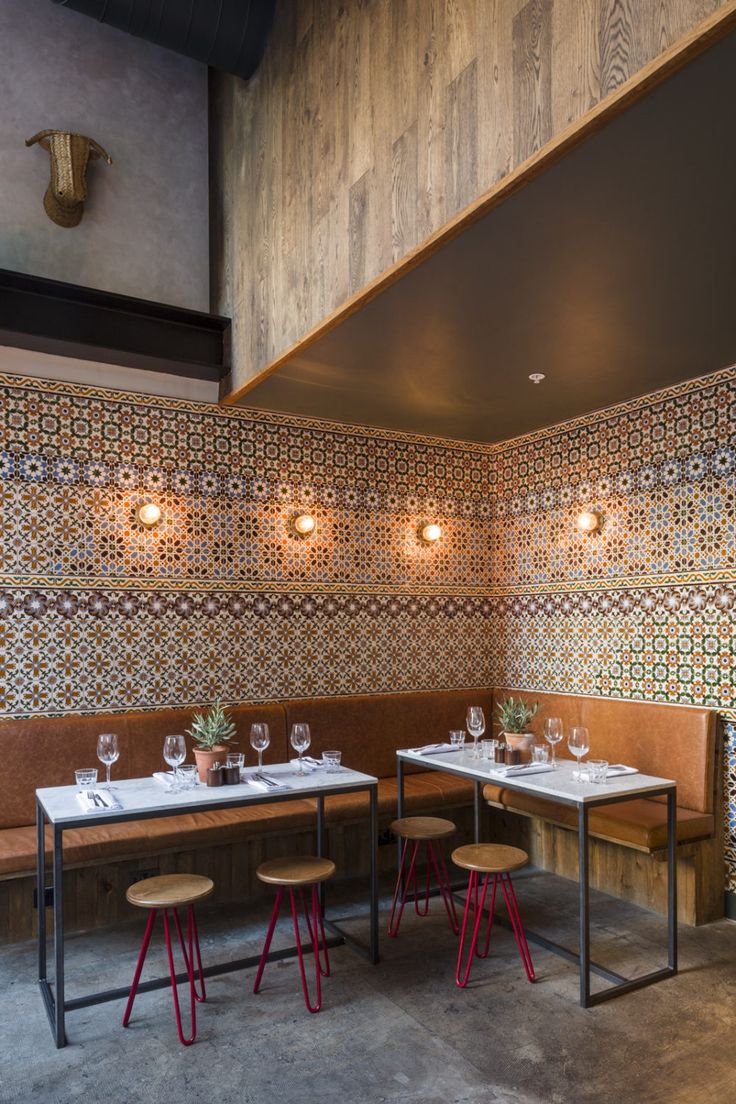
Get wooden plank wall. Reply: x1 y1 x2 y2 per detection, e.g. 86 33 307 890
210 0 725 396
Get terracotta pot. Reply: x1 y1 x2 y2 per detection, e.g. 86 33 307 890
193 745 228 783
503 733 535 761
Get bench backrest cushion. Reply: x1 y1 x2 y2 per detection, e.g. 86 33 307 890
284 689 495 780
493 688 716 813
0 703 287 830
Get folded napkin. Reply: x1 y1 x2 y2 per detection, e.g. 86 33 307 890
152 771 177 787
492 763 554 777
410 743 463 756
289 757 325 772
606 764 639 777
76 788 123 811
245 773 292 792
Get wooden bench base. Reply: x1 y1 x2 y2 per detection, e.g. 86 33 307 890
484 804 725 927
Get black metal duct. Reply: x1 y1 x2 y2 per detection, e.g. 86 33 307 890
51 0 276 80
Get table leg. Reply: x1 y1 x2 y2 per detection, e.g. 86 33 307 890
53 826 66 1047
369 784 379 964
474 781 482 843
316 795 326 913
578 805 590 1009
36 801 46 982
667 788 678 973
396 758 405 888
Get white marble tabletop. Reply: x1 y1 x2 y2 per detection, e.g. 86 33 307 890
397 749 675 806
37 762 378 826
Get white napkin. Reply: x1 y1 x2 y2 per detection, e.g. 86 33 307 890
289 757 325 772
76 788 123 811
410 743 463 756
245 773 292 792
606 764 639 777
152 771 177 787
492 763 554 777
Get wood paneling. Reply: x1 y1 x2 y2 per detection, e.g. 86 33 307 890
210 0 730 397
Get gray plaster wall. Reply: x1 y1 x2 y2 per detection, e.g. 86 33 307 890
0 0 209 310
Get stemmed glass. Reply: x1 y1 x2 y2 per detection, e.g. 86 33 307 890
250 722 270 771
163 735 186 792
544 717 564 769
290 723 311 774
97 733 119 790
569 726 590 780
466 706 485 759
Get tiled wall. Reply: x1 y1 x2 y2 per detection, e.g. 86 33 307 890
1 367 734 892
487 367 736 893
0 374 493 718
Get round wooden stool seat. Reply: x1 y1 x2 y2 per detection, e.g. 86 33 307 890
391 815 456 841
452 844 529 874
257 856 336 887
126 873 214 910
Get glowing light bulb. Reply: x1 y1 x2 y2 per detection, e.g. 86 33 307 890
293 513 316 537
137 502 162 528
576 510 600 533
421 522 442 543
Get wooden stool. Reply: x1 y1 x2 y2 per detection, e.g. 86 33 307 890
452 844 535 988
254 856 335 1013
122 873 213 1046
389 816 459 938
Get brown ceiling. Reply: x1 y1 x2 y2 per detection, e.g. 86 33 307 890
240 30 736 444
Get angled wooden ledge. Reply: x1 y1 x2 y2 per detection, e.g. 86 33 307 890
220 0 736 407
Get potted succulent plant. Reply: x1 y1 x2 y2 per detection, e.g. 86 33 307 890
496 696 539 758
187 701 237 781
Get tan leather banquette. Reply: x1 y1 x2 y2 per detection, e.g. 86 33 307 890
484 689 718 852
0 690 489 877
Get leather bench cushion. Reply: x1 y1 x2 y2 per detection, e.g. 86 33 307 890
285 689 494 780
493 688 715 813
0 799 316 877
483 784 714 851
0 703 288 831
308 771 475 823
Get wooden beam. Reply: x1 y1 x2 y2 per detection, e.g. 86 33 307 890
221 1 736 406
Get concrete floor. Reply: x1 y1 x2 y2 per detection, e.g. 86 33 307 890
0 870 734 1104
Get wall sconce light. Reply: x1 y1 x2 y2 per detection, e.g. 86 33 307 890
420 522 443 543
292 513 316 537
137 501 162 528
576 510 600 533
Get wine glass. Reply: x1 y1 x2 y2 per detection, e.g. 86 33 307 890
97 733 119 790
250 722 270 771
569 726 590 779
466 706 486 759
544 717 564 768
163 735 186 791
290 723 311 774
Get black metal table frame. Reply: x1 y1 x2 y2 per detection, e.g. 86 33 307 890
36 779 379 1047
396 754 676 1007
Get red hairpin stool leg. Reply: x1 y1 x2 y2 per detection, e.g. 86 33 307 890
254 856 335 1013
452 844 535 988
389 816 459 937
123 873 213 1046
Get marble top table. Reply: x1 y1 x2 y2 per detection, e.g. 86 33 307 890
395 747 677 1008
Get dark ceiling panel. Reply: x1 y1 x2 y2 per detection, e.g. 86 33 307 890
242 30 736 443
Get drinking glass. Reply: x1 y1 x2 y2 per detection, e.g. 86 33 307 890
75 768 97 792
588 759 608 784
97 733 119 790
250 723 270 770
290 723 311 774
323 750 342 772
568 726 590 779
178 764 198 790
163 735 186 791
466 706 486 759
481 739 496 760
543 717 564 768
449 730 465 750
531 745 549 764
